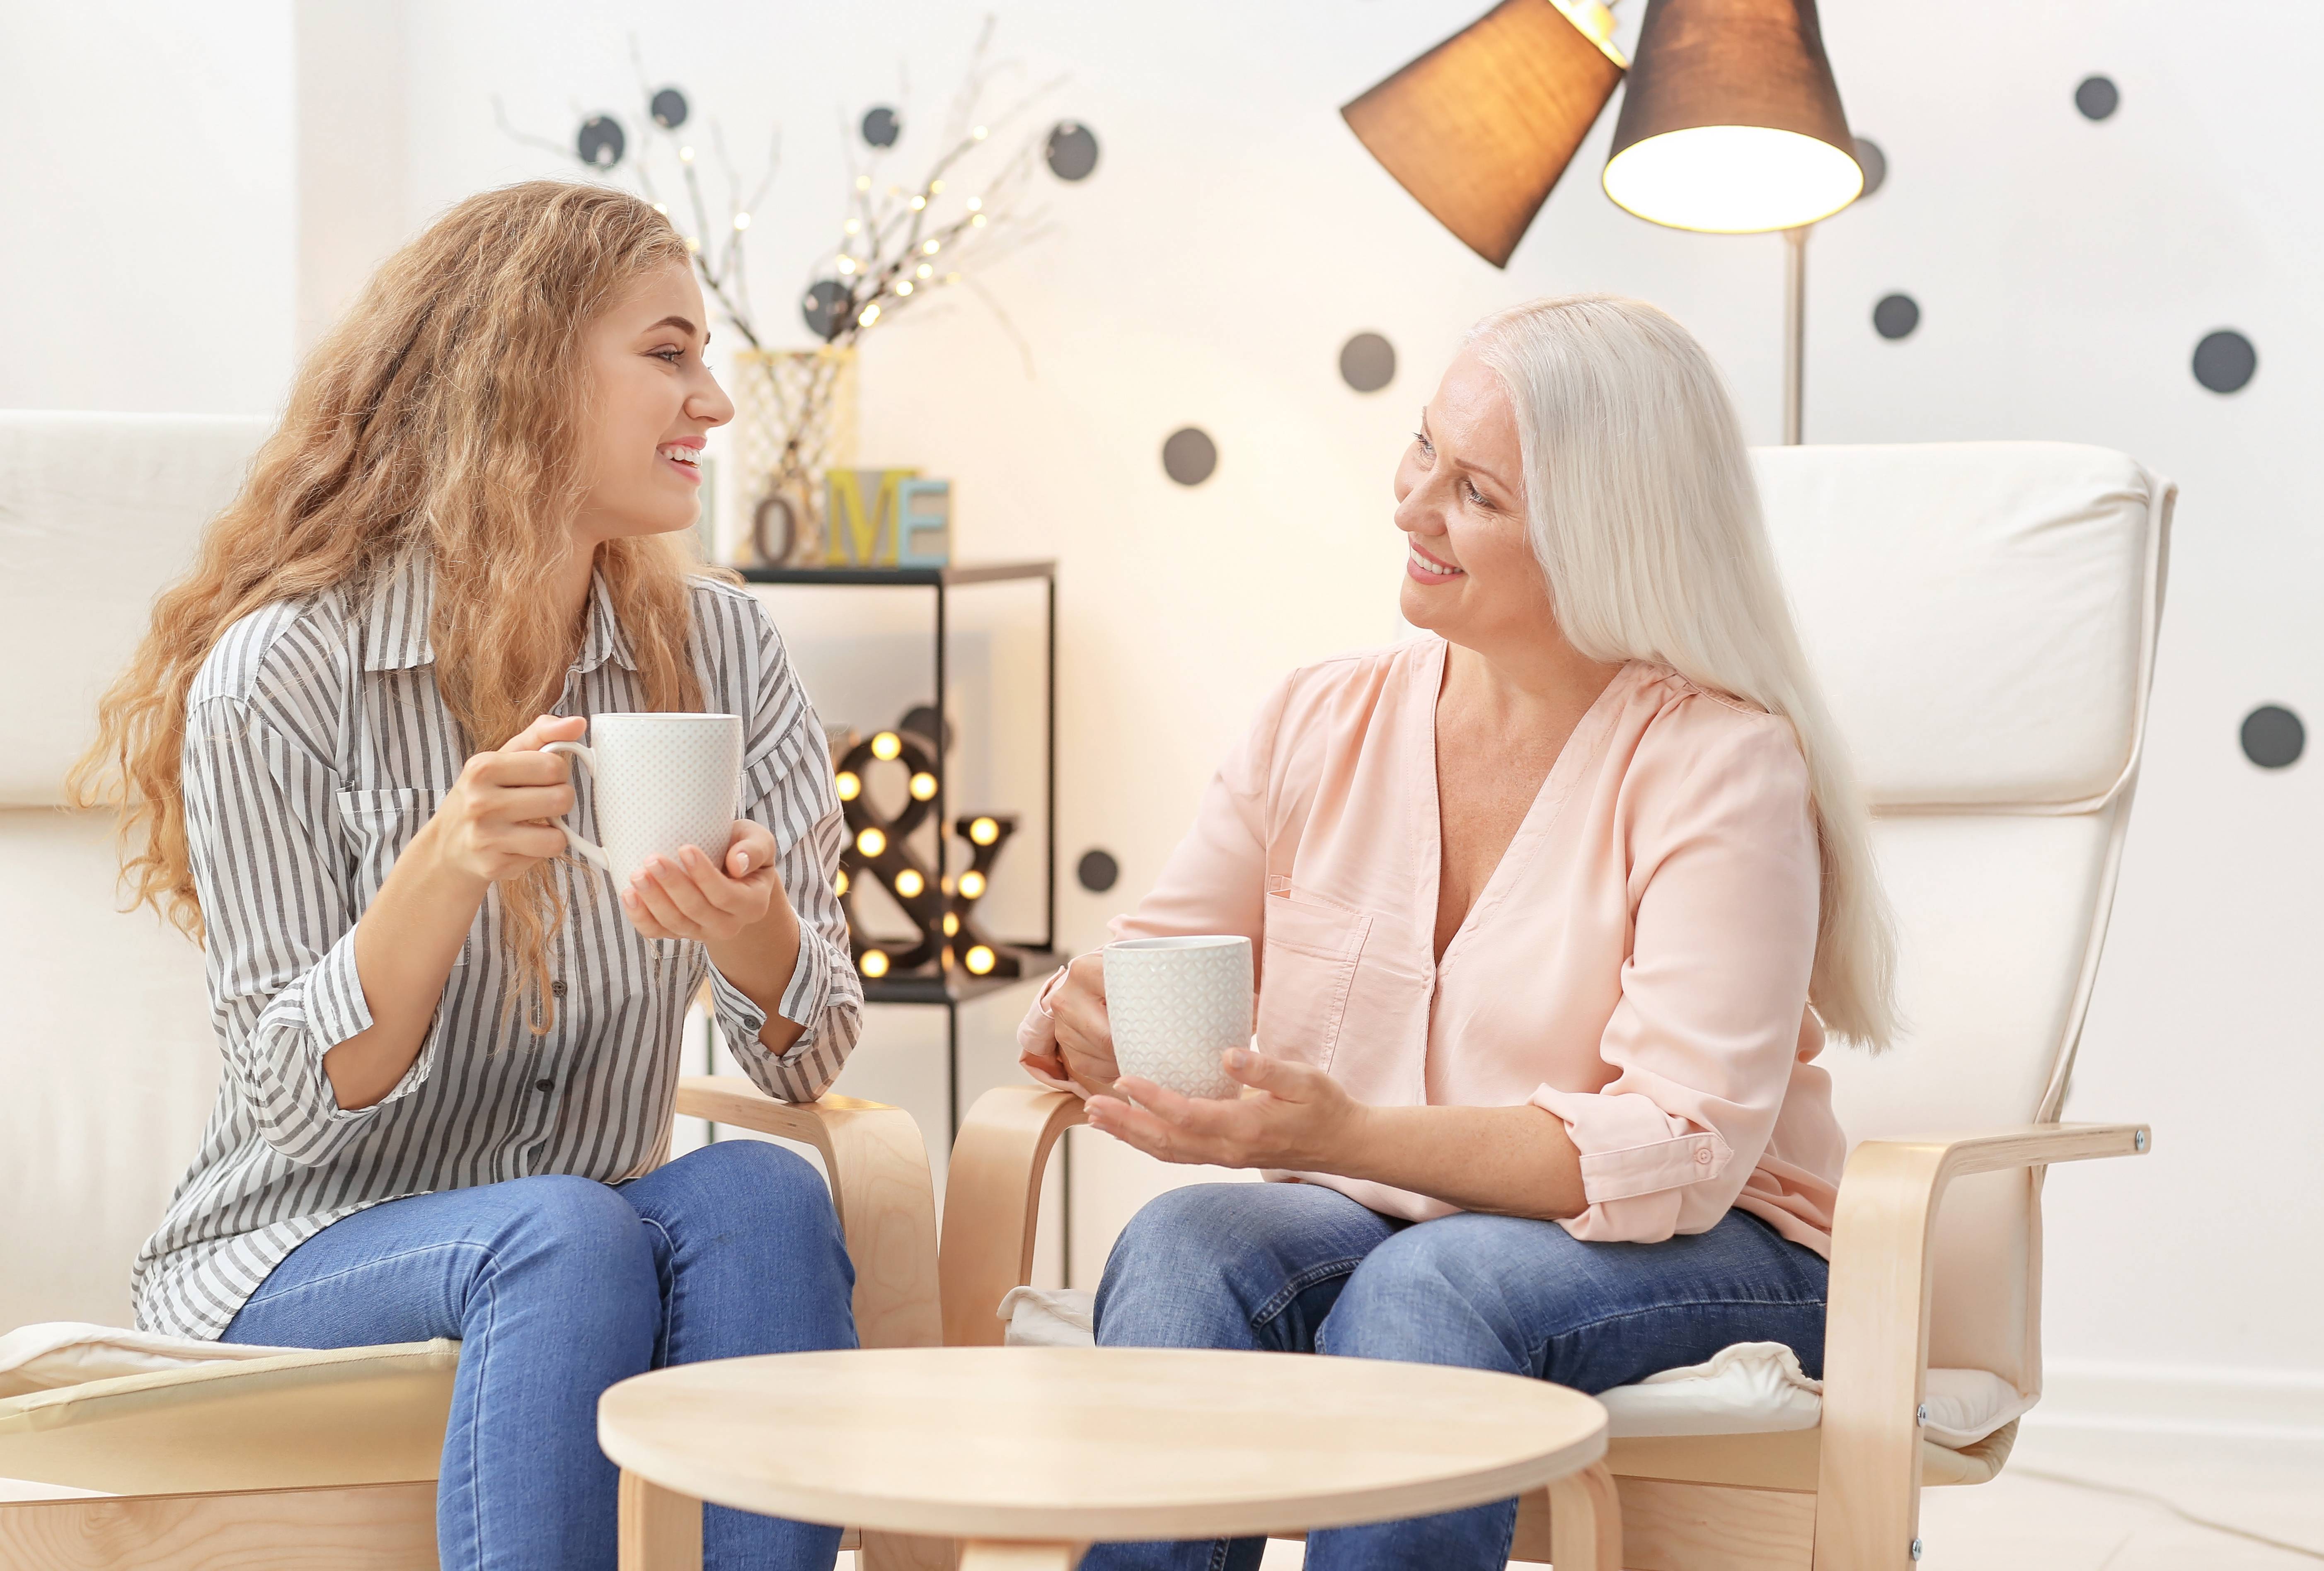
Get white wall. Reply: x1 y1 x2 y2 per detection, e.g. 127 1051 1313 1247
15 0 2318 1426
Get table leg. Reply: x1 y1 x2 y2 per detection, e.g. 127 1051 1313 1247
957 1542 1087 1571
1547 1459 1624 1571
618 1470 702 1571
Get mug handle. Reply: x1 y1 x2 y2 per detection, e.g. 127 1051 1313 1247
540 741 610 872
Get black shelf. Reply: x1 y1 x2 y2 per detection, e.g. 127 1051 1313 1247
738 560 1055 588
863 950 1061 1007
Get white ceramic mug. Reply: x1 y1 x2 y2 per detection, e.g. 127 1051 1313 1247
543 713 742 889
1102 935 1254 1101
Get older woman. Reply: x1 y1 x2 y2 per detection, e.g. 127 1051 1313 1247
1019 295 1896 1571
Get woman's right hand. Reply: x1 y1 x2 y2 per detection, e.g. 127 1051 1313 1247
422 714 586 887
1048 951 1122 1096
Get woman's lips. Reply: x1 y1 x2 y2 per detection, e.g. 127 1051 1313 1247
1405 541 1466 582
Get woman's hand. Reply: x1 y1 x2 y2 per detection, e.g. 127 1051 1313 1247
422 714 586 887
1046 951 1122 1096
1085 1048 1369 1172
622 819 786 941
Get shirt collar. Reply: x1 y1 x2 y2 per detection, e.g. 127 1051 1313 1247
360 552 638 676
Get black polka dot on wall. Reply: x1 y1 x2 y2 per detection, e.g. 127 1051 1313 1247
650 88 689 130
2075 75 2121 121
1162 427 1217 486
1853 137 1887 198
1339 332 1397 393
2192 330 2257 394
1873 294 1920 340
1046 121 1101 181
1077 849 1121 893
800 279 850 340
861 106 901 148
576 115 626 169
2241 706 2305 769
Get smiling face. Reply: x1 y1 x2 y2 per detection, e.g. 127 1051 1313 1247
1393 348 1556 654
572 261 736 546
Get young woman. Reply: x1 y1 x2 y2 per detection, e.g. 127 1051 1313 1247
79 182 861 1571
1020 295 1897 1571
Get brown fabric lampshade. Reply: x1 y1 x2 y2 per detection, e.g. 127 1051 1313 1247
1602 0 1862 232
1341 1 1627 269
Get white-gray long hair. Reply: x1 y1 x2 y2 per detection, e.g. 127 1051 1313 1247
1470 294 1897 1049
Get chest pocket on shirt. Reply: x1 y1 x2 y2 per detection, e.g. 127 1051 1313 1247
1257 885 1372 1072
334 788 468 967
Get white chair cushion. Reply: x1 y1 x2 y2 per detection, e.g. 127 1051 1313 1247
0 1322 304 1401
997 1289 2028 1449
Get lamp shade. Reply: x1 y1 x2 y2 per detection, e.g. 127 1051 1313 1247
1341 1 1627 269
1602 0 1862 233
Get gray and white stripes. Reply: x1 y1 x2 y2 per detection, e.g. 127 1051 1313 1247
132 556 862 1339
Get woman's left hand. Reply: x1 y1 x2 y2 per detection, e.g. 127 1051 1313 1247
621 820 786 941
1086 1048 1368 1171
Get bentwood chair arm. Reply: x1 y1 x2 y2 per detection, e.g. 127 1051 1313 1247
937 1087 1087 1347
1813 1121 2152 1569
673 1078 944 1352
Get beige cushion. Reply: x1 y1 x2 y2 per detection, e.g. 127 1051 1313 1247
0 1322 307 1400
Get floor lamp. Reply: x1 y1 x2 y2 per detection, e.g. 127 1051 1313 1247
1343 0 1864 444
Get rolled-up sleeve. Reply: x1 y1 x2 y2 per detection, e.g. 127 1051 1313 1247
1017 674 1287 1086
184 696 437 1165
709 611 863 1102
1530 712 1821 1243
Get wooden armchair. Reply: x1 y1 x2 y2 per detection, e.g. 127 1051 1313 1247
0 1080 949 1571
939 441 2176 1571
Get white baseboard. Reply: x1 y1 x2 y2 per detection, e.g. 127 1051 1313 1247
2027 1359 2324 1440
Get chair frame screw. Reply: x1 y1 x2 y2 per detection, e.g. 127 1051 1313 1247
1910 1537 1924 1561
1916 1403 1928 1426
2134 1129 2149 1152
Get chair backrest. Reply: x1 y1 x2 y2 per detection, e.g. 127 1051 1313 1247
1751 442 2172 1396
0 411 269 1328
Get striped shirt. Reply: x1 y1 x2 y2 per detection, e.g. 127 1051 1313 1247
131 553 862 1339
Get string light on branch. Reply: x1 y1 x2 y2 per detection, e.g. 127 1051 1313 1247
966 196 983 212
859 303 881 326
844 218 862 235
922 239 942 254
896 280 915 296
917 263 934 280
836 256 857 274
909 194 927 210
733 212 751 230
678 145 696 163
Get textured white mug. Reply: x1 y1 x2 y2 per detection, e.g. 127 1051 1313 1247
1103 935 1253 1101
543 713 742 890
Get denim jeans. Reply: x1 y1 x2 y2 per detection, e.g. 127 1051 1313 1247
1084 1182 1829 1571
223 1139 855 1571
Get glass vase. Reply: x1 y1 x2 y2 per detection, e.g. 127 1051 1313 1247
729 347 859 567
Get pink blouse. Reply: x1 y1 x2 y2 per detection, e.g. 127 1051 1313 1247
1019 638 1847 1256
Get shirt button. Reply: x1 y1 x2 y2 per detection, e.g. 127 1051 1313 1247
550 980 567 997
1694 1147 1714 1165
535 1078 554 1093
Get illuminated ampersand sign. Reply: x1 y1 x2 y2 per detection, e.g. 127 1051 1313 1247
832 724 1022 982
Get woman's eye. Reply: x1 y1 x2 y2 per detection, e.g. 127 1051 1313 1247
653 347 685 364
1412 431 1433 456
1464 480 1489 507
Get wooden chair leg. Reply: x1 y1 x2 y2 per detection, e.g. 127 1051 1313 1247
862 1527 961 1570
618 1470 702 1571
1547 1460 1623 1571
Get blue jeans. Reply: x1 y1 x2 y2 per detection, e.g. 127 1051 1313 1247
1085 1182 1829 1571
223 1140 855 1571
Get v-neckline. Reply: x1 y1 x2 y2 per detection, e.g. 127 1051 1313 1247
1417 638 1631 972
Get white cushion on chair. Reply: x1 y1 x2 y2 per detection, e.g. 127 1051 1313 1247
996 1291 2027 1449
0 1322 305 1400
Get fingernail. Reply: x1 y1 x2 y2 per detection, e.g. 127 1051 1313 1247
1224 1048 1250 1069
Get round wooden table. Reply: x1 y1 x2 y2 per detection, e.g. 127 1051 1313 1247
598 1345 1615 1571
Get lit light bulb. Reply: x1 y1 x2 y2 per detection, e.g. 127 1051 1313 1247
922 239 941 254
835 771 861 801
966 945 996 976
679 145 695 163
857 827 887 858
870 732 902 761
942 912 960 936
685 236 701 252
733 212 751 230
939 875 954 895
909 771 938 800
929 180 945 194
966 196 983 212
896 280 914 296
860 949 890 979
970 214 987 229
959 870 986 899
855 175 872 191
916 263 934 280
894 868 925 898
653 202 668 215
969 817 1000 846
843 218 861 236
945 272 961 283
858 304 881 326
834 868 850 897
836 256 857 274
909 194 927 211
972 126 989 141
